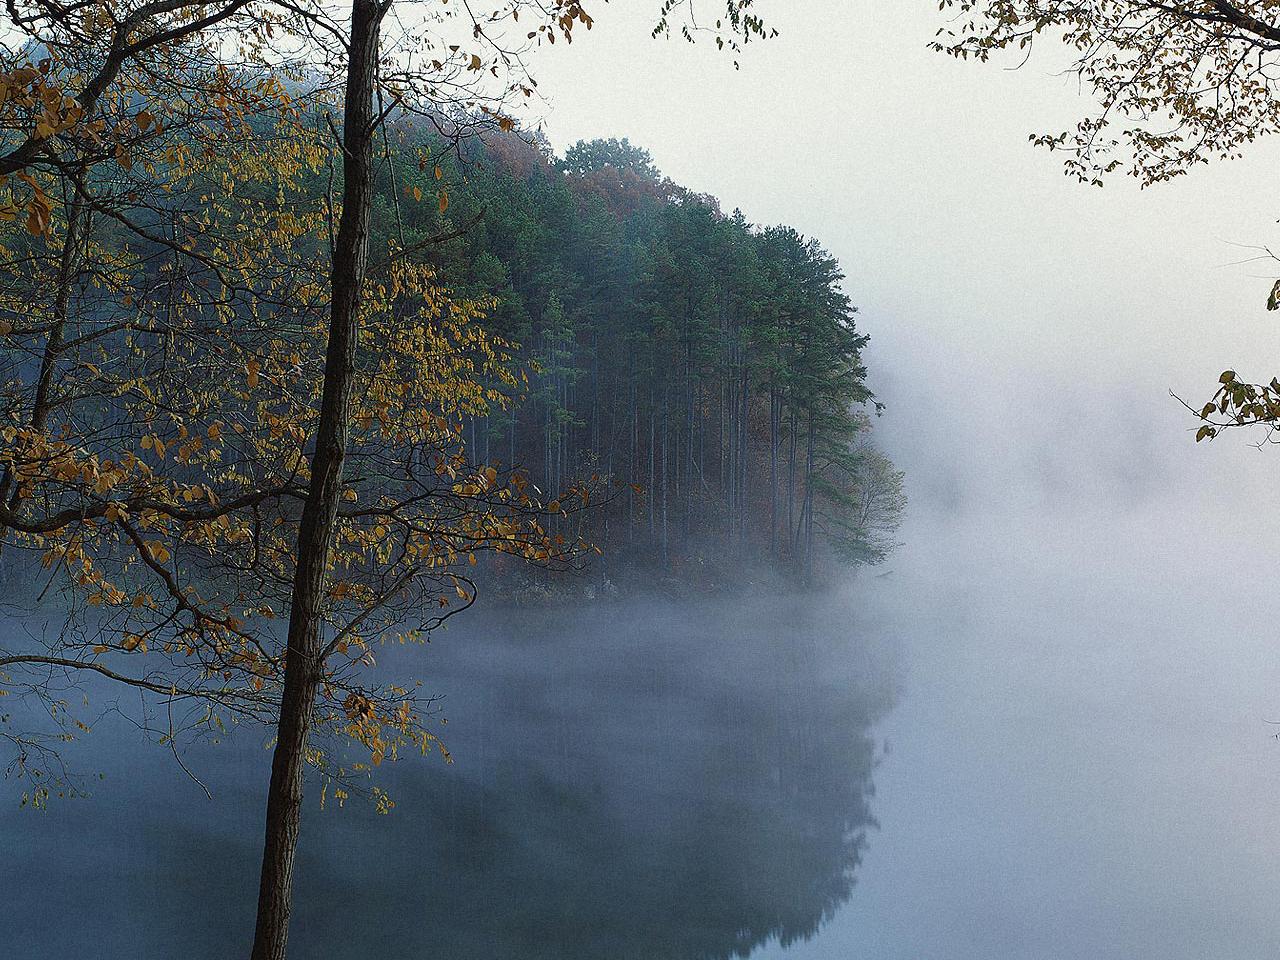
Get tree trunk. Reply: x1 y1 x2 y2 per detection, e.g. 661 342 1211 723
250 2 384 957
629 378 637 546
803 410 815 579
769 383 779 559
661 383 669 562
787 405 797 553
0 186 88 508
737 365 749 543
648 388 656 546
725 340 737 543
509 404 516 469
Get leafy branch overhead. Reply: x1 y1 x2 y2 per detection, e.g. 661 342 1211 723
935 1 1280 186
0 3 847 957
0 0 784 799
0 99 599 805
933 1 1280 459
1194 369 1280 442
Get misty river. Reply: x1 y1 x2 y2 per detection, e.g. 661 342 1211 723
8 486 1280 960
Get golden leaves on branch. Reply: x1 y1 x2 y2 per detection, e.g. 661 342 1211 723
0 72 602 805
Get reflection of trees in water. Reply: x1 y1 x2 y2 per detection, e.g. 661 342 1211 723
15 599 891 960
289 601 892 960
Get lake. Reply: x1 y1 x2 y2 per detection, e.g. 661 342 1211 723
6 495 1280 959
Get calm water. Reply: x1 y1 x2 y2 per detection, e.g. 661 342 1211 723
757 501 1280 960
6 498 1280 958
4 594 893 959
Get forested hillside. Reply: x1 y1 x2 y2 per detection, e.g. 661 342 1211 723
0 114 901 597
377 131 904 579
0 6 905 950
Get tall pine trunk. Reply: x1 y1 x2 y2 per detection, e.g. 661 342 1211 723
250 2 384 956
661 382 669 562
769 384 779 558
648 388 656 546
787 405 797 554
737 365 749 543
629 378 637 547
803 411 815 580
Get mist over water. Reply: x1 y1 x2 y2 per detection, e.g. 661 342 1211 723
3 596 895 960
11 3 1280 958
16 425 1280 960
745 343 1280 957
11 366 1280 959
754 496 1280 959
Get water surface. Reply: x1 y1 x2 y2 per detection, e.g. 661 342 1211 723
4 595 894 959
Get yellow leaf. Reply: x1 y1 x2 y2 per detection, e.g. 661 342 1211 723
26 204 47 236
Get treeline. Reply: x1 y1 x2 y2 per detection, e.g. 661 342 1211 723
374 131 905 578
1 115 904 585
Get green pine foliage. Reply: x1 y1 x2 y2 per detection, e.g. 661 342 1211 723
377 128 905 580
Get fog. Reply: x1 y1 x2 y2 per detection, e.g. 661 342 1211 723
8 1 1280 957
525 0 1280 515
4 598 894 959
529 2 1280 956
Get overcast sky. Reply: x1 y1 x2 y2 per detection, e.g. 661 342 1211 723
520 8 1280 959
7 7 1280 960
520 0 1280 517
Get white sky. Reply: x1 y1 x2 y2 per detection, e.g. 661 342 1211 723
520 6 1280 959
522 0 1280 517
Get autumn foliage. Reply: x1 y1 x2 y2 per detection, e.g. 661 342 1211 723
0 82 593 806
